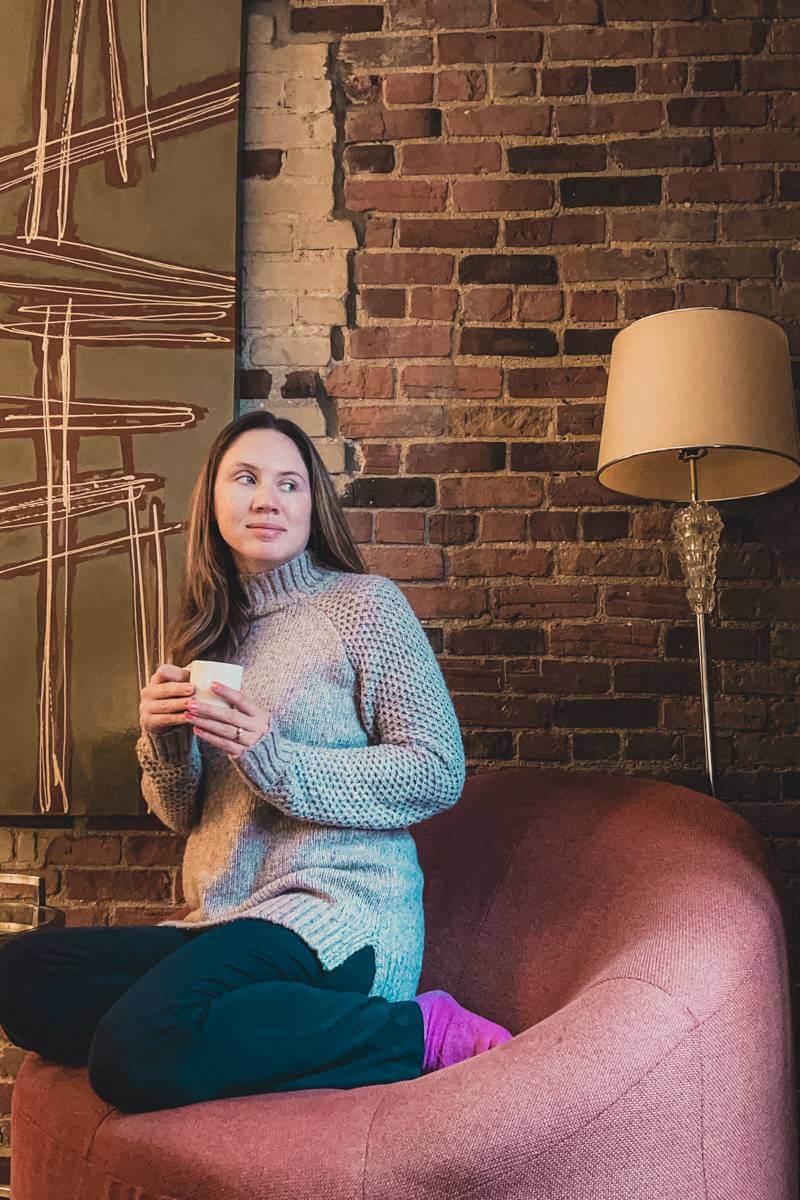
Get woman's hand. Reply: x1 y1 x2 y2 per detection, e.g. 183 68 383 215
140 664 195 735
186 682 271 759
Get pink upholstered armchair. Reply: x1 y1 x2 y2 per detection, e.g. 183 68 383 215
10 768 798 1199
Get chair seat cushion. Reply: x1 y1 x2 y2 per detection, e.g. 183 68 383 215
12 1053 392 1200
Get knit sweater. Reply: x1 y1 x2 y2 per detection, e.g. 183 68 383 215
134 546 466 1003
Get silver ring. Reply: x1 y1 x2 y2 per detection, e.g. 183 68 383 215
235 726 242 742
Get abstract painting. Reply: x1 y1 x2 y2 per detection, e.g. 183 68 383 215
0 2 243 815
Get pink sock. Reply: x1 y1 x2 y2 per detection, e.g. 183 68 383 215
414 989 513 1073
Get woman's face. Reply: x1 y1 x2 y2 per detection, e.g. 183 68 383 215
213 429 313 575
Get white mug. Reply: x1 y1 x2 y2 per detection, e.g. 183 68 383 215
188 660 244 712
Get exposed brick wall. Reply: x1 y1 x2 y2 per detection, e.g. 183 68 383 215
3 0 800 1147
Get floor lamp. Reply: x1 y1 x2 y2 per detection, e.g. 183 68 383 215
596 307 800 798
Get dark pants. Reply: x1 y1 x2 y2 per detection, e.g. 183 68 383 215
0 917 425 1113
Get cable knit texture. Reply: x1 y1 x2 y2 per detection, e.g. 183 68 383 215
134 547 466 1002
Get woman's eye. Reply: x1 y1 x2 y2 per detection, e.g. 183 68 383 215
236 474 295 490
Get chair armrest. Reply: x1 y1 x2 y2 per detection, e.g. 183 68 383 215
364 979 697 1199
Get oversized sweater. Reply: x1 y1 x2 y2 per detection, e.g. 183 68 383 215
134 546 466 1003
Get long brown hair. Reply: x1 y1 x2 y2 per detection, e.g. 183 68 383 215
165 410 368 667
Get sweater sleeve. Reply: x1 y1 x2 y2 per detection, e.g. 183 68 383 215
135 724 204 834
227 577 466 829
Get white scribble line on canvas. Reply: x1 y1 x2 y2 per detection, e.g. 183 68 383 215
25 0 57 244
0 235 235 289
105 0 129 182
57 0 87 242
5 86 239 201
141 0 155 162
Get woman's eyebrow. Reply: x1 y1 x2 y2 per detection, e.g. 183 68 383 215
229 461 302 478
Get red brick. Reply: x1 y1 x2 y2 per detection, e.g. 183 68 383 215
437 69 487 101
428 512 479 543
556 403 603 435
671 169 777 204
345 106 441 141
549 27 652 59
721 209 800 241
349 325 452 358
45 834 121 865
497 0 599 24
445 105 550 136
449 546 552 576
642 58 689 91
123 834 185 867
560 545 662 577
291 6 384 33
337 403 446 437
549 475 619 506
346 510 374 541
608 0 703 27
455 694 552 727
384 73 434 104
519 732 570 762
361 443 402 474
561 246 666 281
721 131 800 166
345 179 448 211
550 622 660 658
658 21 766 56
400 142 501 174
463 287 513 321
605 584 689 619
611 137 713 170
671 246 777 278
540 65 589 96
482 511 528 541
623 287 676 319
609 211 714 241
507 214 604 248
410 286 458 320
452 179 552 212
566 289 618 321
403 364 502 397
556 100 662 136
507 659 610 694
361 287 406 318
389 0 491 27
356 251 454 284
406 441 505 472
404 585 488 618
325 364 394 398
449 405 551 438
518 289 564 321
398 219 498 247
359 546 444 579
493 583 597 618
341 36 433 68
62 868 172 902
438 31 543 63
529 511 579 541
507 365 607 397
772 19 800 51
441 476 545 508
441 658 504 691
667 95 767 128
375 511 426 543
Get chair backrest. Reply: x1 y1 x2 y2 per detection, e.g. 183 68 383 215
412 768 792 1034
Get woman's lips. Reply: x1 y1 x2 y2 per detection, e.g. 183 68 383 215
249 527 285 538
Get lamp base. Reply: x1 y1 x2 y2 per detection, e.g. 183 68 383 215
671 501 722 799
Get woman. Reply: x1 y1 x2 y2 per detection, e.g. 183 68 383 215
0 411 511 1114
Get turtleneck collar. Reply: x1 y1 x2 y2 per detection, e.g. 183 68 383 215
235 546 337 617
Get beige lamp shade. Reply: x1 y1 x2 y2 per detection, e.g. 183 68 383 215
596 308 800 501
